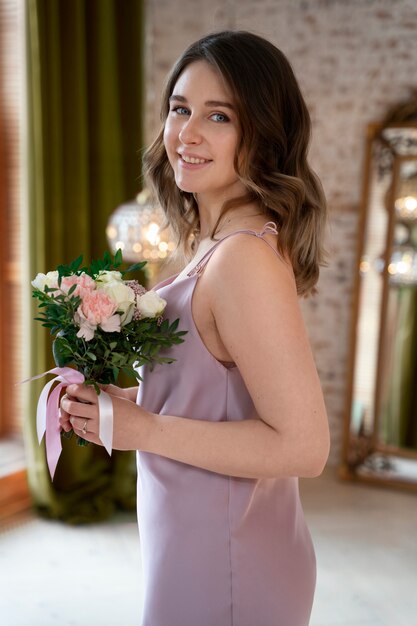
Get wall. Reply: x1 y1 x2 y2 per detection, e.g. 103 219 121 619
144 0 417 465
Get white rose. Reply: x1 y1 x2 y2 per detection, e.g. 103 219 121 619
137 290 167 319
96 270 123 284
31 271 59 292
96 279 136 325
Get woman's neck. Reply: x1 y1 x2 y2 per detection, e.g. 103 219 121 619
196 204 265 241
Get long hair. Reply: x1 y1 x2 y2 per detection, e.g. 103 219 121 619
143 30 327 296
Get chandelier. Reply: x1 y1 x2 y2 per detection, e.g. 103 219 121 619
106 189 177 286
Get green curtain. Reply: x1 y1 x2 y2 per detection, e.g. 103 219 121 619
24 0 144 523
380 287 417 450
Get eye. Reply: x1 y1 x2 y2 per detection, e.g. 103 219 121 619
211 112 229 123
170 106 189 116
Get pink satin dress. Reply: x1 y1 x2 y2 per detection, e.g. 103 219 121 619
136 221 316 626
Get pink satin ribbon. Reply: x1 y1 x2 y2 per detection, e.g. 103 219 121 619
22 367 113 479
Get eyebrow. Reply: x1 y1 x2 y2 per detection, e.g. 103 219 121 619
169 94 235 110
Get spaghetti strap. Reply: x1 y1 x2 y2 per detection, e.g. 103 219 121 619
187 220 279 277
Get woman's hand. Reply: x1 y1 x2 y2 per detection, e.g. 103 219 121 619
99 384 138 402
59 383 152 451
59 383 137 434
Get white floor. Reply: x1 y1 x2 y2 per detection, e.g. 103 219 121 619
1 467 416 626
300 470 417 626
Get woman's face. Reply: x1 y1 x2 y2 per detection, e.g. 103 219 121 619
163 60 245 202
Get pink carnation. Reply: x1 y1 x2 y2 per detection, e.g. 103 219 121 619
74 290 121 341
79 290 117 323
61 273 96 297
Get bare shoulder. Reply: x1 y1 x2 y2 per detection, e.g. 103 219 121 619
202 230 311 377
203 231 297 305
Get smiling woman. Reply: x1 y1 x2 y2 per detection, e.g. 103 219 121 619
62 30 329 626
145 32 327 295
163 61 242 207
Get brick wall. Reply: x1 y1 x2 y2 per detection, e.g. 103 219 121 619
144 0 417 465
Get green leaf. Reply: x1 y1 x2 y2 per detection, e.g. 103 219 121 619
69 254 83 272
52 336 73 367
123 261 147 274
169 318 179 331
86 352 97 361
84 380 100 394
114 248 123 266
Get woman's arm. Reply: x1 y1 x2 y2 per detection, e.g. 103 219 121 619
62 236 330 479
144 235 330 478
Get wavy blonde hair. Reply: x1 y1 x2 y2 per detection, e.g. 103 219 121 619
143 30 327 296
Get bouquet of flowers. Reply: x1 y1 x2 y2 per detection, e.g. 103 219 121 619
32 249 186 388
30 249 186 478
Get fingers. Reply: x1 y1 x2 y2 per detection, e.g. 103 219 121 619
66 383 97 403
59 393 73 432
60 384 97 417
98 384 127 400
70 416 94 435
59 385 100 442
59 417 73 433
98 383 115 394
61 396 94 419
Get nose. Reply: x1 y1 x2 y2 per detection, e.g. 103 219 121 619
178 115 202 145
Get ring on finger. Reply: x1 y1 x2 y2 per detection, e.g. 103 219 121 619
81 420 88 435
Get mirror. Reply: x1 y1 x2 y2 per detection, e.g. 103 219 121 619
340 96 417 491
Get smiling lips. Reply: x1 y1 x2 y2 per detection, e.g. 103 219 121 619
179 153 212 165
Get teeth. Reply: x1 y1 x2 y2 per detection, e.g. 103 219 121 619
181 155 209 164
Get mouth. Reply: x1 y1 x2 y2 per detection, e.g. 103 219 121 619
178 154 212 168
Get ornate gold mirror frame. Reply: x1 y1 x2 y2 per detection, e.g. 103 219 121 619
340 94 417 492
